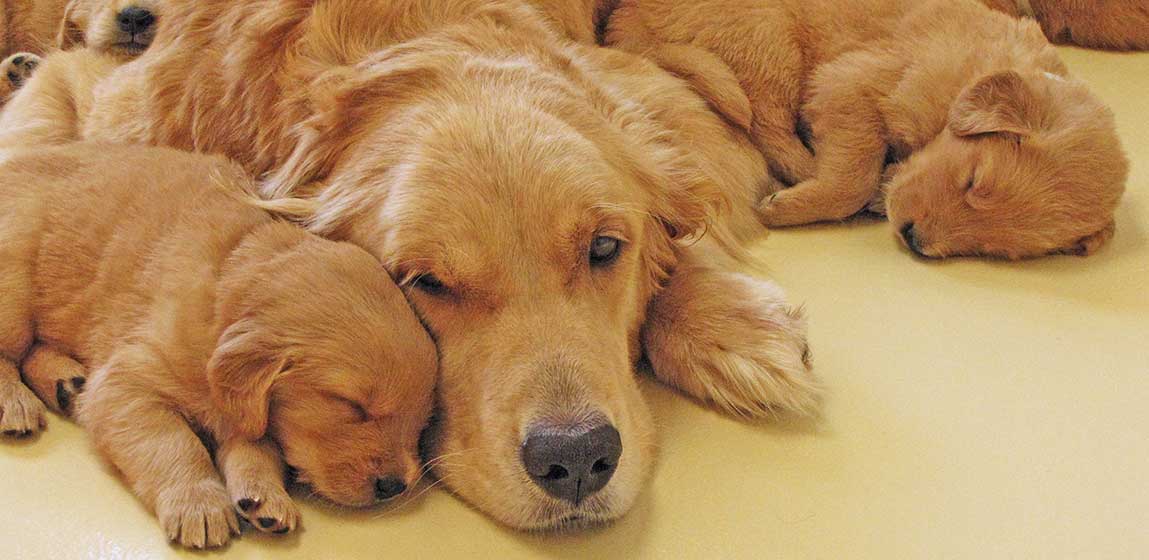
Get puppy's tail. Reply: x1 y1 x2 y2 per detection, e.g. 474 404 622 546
632 42 754 133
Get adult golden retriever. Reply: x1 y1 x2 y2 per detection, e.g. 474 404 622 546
607 0 1128 259
0 143 438 548
77 0 817 530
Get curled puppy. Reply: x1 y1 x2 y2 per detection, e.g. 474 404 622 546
58 0 162 54
0 144 438 548
981 0 1149 50
608 0 1128 259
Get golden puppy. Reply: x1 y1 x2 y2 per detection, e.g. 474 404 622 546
80 0 817 530
0 0 161 107
981 0 1149 50
608 0 1128 259
0 144 438 548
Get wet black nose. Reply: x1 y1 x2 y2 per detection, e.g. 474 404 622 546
900 222 924 256
374 476 407 501
117 6 156 34
521 422 622 505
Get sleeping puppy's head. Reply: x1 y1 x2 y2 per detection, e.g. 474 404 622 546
58 0 162 55
260 31 720 529
886 69 1128 259
208 224 438 507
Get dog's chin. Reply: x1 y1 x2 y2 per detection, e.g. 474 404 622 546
110 42 150 56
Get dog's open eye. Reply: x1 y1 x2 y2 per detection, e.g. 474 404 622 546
589 236 623 267
412 273 448 296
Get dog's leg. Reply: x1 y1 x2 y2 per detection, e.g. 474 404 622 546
757 55 891 226
78 347 239 549
218 438 301 535
0 254 44 438
642 245 820 418
21 345 87 416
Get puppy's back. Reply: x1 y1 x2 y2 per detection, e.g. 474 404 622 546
0 144 269 358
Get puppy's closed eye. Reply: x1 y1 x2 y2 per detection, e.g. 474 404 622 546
332 396 371 423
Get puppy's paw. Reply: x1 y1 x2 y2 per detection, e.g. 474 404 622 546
1 53 41 89
156 480 240 549
21 347 88 416
232 479 301 535
756 181 822 227
52 376 86 415
645 272 821 418
0 381 47 438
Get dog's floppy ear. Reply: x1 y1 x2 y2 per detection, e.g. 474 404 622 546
207 321 288 440
950 71 1039 139
1063 221 1116 257
56 0 86 50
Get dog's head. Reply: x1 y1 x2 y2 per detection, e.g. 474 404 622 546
58 0 161 55
208 227 438 507
262 35 721 529
886 69 1128 259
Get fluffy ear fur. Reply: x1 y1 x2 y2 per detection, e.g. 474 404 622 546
1065 221 1116 257
259 52 442 201
56 1 85 49
207 321 288 440
950 70 1040 138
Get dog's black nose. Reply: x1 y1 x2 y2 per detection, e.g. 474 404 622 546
374 476 407 501
117 6 156 34
521 422 622 505
900 222 925 256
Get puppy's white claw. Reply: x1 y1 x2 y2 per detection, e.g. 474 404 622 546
156 480 238 549
0 382 47 437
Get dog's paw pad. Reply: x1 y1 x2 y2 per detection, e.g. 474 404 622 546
233 487 300 535
1 52 41 88
53 377 86 415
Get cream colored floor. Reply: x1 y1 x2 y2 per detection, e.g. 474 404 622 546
2 47 1147 560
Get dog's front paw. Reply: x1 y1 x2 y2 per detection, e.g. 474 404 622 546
232 479 301 535
0 380 47 438
156 480 240 549
1 53 41 89
645 271 821 418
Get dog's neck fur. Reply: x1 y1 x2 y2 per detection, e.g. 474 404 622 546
1015 0 1036 18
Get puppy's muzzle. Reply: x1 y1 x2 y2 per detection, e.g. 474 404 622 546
521 421 622 506
900 222 927 257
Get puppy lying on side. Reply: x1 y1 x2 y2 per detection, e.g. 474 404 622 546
1 0 161 102
0 144 438 548
981 0 1149 50
608 0 1128 259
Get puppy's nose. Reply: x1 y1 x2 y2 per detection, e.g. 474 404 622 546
521 422 622 505
374 476 407 501
900 222 925 257
117 6 156 34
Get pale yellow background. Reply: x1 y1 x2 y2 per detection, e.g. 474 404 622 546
2 48 1147 559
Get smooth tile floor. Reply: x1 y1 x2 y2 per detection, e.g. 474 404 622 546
2 47 1146 559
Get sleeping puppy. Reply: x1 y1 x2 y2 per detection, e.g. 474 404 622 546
981 0 1149 50
0 0 160 103
0 144 438 548
607 0 1129 259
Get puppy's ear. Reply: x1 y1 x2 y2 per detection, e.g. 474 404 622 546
950 71 1039 139
1063 221 1116 257
207 321 288 440
638 42 754 133
56 1 85 50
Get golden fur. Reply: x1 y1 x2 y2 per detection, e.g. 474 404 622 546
0 144 438 548
69 0 818 530
607 0 1129 259
1 0 69 56
981 0 1149 50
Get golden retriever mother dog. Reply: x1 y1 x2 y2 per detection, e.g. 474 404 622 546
79 0 818 530
0 144 438 548
608 0 1128 259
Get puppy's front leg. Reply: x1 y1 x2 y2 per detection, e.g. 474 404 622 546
78 348 239 549
642 243 820 418
758 54 892 226
218 438 301 535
